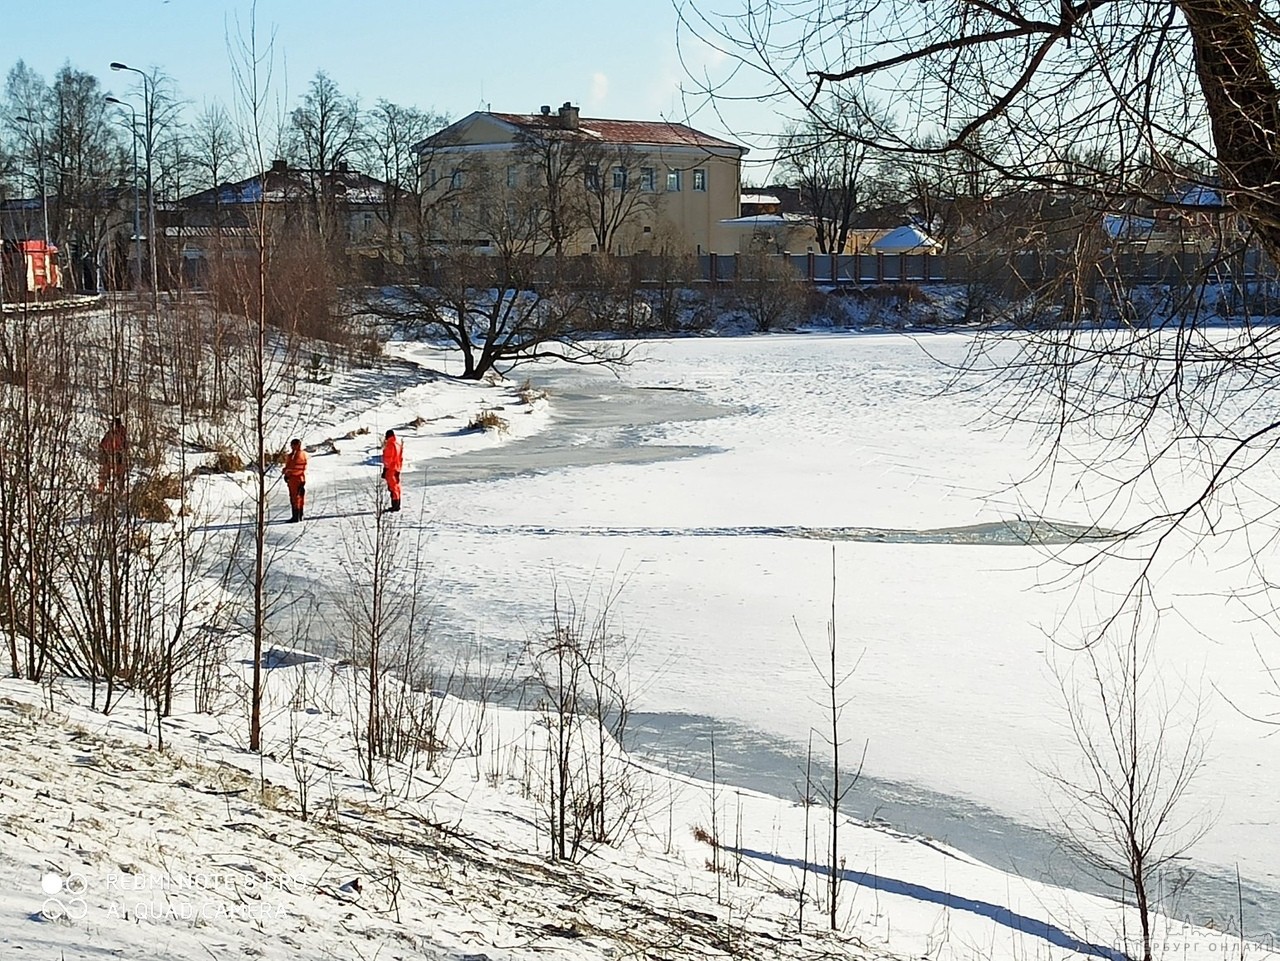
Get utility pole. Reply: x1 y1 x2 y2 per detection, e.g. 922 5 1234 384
105 96 143 292
110 62 158 299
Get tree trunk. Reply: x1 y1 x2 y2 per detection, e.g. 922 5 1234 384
1178 0 1280 263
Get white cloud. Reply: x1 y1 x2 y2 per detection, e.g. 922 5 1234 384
589 72 609 106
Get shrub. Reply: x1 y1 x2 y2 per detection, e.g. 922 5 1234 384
195 446 245 475
518 379 548 404
131 472 181 522
467 409 509 434
733 250 808 331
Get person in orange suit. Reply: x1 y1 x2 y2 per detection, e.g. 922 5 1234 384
98 416 127 493
283 438 308 522
381 429 403 512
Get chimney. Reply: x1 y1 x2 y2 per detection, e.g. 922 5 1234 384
557 101 579 130
270 159 288 174
540 104 551 116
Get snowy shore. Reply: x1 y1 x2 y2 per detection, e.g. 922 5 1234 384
2 331 1276 960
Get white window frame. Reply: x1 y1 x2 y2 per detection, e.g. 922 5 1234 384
693 168 707 191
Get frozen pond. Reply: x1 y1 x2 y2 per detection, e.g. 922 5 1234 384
270 332 1280 940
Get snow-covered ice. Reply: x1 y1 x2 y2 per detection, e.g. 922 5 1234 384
3 328 1277 959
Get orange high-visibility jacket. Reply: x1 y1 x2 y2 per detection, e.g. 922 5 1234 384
283 448 308 480
382 436 403 474
100 425 126 455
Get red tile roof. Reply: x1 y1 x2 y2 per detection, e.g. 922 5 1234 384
488 112 742 151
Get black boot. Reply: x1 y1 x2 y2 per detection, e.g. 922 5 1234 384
389 498 400 513
289 507 300 523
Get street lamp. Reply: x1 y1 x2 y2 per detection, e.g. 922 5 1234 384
105 96 142 292
14 115 50 246
109 61 157 295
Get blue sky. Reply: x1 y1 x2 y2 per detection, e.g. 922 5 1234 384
7 0 786 178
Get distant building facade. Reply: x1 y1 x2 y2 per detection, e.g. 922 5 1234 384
414 102 747 255
166 160 413 285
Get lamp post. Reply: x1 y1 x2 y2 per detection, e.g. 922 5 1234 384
105 96 142 292
14 115 50 246
109 61 157 295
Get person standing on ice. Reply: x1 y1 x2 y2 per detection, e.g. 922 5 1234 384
283 438 308 523
381 429 403 513
98 416 127 493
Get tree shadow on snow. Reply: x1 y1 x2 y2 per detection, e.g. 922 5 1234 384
731 847 1127 961
239 648 321 669
192 507 379 532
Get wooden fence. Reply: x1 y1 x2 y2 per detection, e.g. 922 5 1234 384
683 250 1278 288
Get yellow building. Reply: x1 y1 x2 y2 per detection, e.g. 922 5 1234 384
414 102 746 255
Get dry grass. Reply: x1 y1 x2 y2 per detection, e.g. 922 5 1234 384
518 379 548 404
131 472 182 522
194 446 245 475
467 408 509 434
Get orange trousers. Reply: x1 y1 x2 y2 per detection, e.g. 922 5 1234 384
286 477 306 512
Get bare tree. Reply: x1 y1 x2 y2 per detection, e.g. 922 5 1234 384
686 2 1280 725
0 305 82 680
581 142 659 255
190 102 246 192
360 99 446 267
227 9 279 754
525 580 643 862
1046 591 1209 961
781 95 889 254
107 67 185 297
288 70 361 248
638 235 701 331
795 545 865 931
4 63 130 292
4 61 52 220
684 0 1280 263
338 499 404 784
362 160 631 380
514 123 593 260
733 244 809 332
51 67 131 289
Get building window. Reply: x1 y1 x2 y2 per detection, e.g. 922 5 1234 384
450 168 464 189
612 166 627 190
667 169 681 192
693 168 707 191
585 164 600 190
507 165 519 188
640 167 655 191
426 168 438 190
